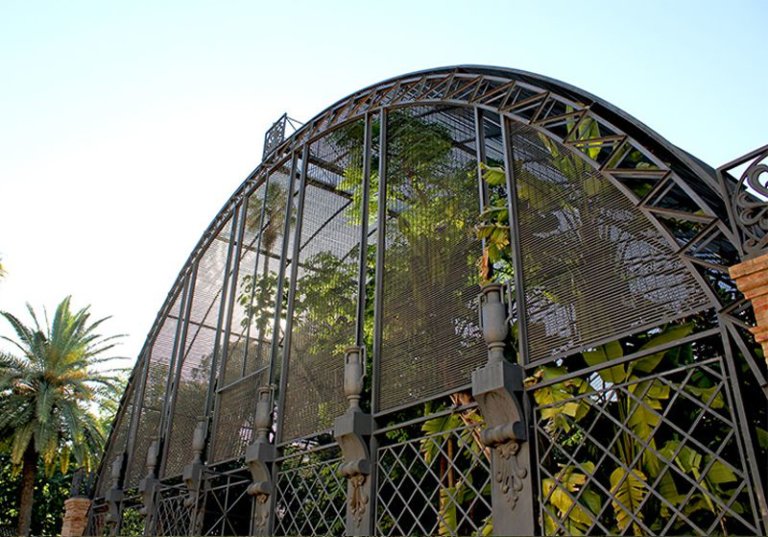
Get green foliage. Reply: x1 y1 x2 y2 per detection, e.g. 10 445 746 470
0 297 124 534
609 467 647 535
542 463 601 535
531 321 746 534
417 397 489 536
0 297 124 472
0 454 73 536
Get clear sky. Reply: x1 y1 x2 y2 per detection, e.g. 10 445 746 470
0 0 765 362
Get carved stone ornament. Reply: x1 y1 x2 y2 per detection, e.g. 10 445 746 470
104 453 125 526
138 439 159 516
343 346 365 411
494 439 528 509
182 420 207 508
245 386 276 534
478 283 510 364
346 473 369 525
334 346 373 534
472 284 535 535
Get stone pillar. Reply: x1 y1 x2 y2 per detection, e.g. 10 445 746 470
729 252 768 363
334 346 374 536
61 497 92 537
246 386 276 536
471 283 535 536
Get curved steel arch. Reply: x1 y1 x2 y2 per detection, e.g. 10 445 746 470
91 66 767 537
140 65 740 361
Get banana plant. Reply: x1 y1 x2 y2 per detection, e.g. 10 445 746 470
531 321 742 535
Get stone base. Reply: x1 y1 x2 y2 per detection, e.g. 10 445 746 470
61 497 91 537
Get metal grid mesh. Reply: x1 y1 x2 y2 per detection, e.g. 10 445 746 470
125 300 182 488
207 170 292 461
221 183 273 391
164 219 233 478
96 380 135 496
210 370 266 462
84 501 109 536
281 123 364 441
531 353 759 536
376 422 492 536
274 450 346 536
154 483 193 536
378 106 485 411
511 126 710 363
199 469 252 536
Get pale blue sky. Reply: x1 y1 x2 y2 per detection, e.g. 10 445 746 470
0 0 765 359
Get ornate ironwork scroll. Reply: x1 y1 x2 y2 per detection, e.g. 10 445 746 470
263 114 287 159
721 144 768 258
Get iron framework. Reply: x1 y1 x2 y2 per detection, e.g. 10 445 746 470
85 66 767 536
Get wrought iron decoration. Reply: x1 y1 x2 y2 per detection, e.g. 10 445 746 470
723 144 768 257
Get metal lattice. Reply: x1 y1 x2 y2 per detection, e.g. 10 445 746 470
511 124 710 364
199 469 252 536
154 483 193 536
274 453 346 536
95 381 134 497
125 301 182 488
84 502 109 537
210 373 265 462
376 421 492 536
532 351 760 536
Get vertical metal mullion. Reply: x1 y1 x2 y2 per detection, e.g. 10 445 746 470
371 108 388 415
274 145 309 445
356 112 376 535
159 280 189 435
501 115 530 365
354 112 373 347
122 346 151 484
206 200 248 460
203 206 240 423
158 275 196 477
242 177 271 377
155 275 191 477
474 107 488 214
269 148 307 536
217 201 248 384
721 322 768 532
267 152 299 385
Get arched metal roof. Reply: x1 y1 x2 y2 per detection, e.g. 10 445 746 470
90 66 767 537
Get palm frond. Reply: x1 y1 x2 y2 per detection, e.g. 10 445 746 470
0 296 127 474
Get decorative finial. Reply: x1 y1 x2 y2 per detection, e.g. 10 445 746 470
343 346 365 411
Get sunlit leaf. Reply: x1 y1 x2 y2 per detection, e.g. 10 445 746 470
609 467 647 535
583 340 625 384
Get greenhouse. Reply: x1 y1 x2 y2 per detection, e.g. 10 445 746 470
83 66 768 536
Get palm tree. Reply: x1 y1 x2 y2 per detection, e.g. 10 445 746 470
0 297 124 536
